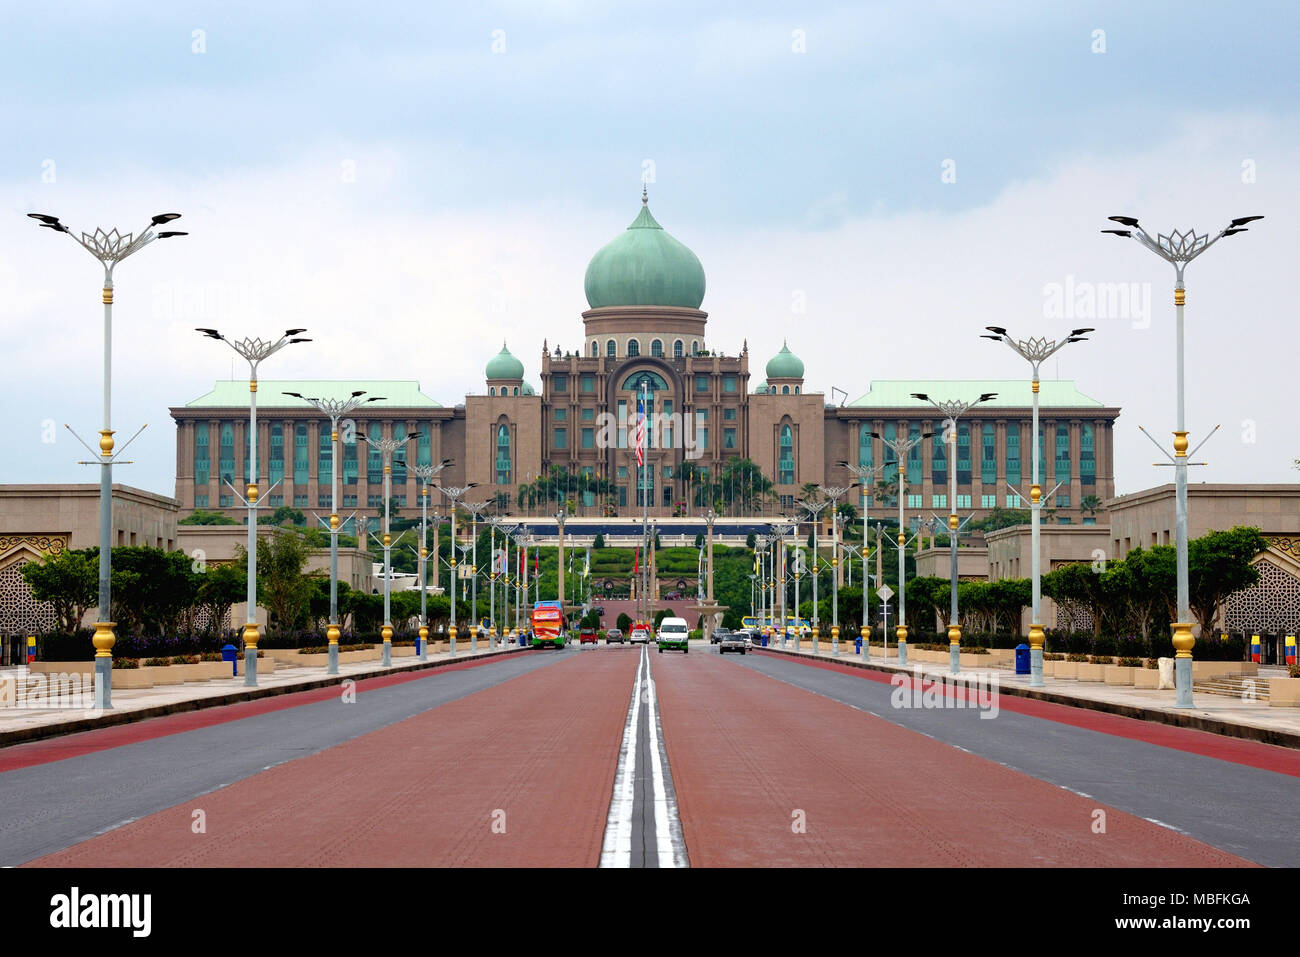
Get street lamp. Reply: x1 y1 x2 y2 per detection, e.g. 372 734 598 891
489 516 518 649
29 210 186 709
437 483 479 654
798 497 832 651
817 484 857 655
412 459 453 660
910 393 997 674
199 329 311 687
981 326 1093 686
284 390 386 674
840 460 882 656
1102 212 1261 708
460 498 494 652
870 430 932 664
360 430 422 666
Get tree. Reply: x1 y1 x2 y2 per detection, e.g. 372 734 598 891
971 507 1030 532
268 506 306 527
988 578 1031 635
1079 494 1103 520
593 533 605 549
196 562 245 638
1187 527 1268 636
20 548 97 633
180 509 238 526
108 547 200 637
617 612 633 631
246 530 315 637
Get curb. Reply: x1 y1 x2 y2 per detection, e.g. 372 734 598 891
0 644 536 750
754 645 1300 751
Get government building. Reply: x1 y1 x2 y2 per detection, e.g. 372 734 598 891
169 190 1122 532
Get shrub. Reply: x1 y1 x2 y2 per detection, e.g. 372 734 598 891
1066 653 1089 662
1290 663 1300 678
1044 653 1065 661
1118 657 1142 667
36 631 95 662
1144 659 1159 669
171 655 200 665
1091 635 1118 658
688 629 703 641
113 658 140 669
200 652 223 662
144 657 171 667
1089 655 1115 665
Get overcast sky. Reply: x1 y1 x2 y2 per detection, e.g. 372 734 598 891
2 1 1296 497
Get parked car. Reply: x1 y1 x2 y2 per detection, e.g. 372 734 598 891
719 631 749 655
710 627 732 645
605 628 625 644
657 617 690 654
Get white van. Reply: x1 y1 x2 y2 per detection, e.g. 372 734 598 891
656 617 690 653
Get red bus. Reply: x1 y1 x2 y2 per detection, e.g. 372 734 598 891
530 601 566 649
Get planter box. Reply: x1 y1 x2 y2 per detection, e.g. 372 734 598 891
1054 661 1080 679
1103 665 1137 686
1269 678 1300 707
235 656 278 677
1191 660 1257 678
263 648 304 665
958 653 993 668
1133 668 1163 689
175 663 215 682
1076 663 1106 682
1041 660 1057 676
111 669 155 689
392 646 416 658
28 660 94 676
142 665 186 686
339 649 380 664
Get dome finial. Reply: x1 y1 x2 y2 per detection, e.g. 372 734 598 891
641 182 648 205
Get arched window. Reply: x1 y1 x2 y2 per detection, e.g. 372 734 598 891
496 423 511 485
794 386 800 394
489 387 495 396
778 424 795 485
651 339 663 357
627 338 640 357
674 339 683 358
782 385 790 395
591 341 598 357
692 340 700 356
513 387 519 396
607 339 616 357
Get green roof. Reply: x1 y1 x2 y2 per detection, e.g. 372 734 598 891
583 191 706 309
849 380 1104 409
186 380 441 409
485 342 525 380
765 341 805 380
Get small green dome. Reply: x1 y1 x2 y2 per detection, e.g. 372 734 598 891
765 341 805 380
583 190 706 309
522 381 536 396
753 379 769 394
486 342 524 380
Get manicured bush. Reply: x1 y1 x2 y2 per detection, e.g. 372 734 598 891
1066 653 1089 663
144 657 171 667
113 658 140 669
35 631 94 662
171 655 200 665
688 629 703 641
1118 657 1142 667
200 651 223 662
297 643 376 655
1089 655 1115 665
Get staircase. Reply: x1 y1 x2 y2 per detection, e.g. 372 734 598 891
1192 674 1271 702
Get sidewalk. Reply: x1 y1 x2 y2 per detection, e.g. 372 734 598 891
754 641 1300 749
0 643 533 747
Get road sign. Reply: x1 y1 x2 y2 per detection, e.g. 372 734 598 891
876 584 894 602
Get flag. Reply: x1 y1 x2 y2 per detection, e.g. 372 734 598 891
634 547 639 575
635 394 646 467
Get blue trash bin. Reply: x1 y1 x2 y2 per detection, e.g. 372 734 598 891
855 636 863 654
1015 643 1030 675
221 643 239 677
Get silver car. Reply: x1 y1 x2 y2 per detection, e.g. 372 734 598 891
719 631 749 655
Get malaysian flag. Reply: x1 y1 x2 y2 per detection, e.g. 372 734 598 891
635 394 646 467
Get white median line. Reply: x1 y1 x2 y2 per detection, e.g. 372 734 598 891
643 648 688 868
600 645 644 867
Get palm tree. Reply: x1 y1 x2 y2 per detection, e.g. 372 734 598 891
1080 493 1103 520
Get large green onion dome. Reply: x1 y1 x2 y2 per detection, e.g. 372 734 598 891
583 189 706 309
485 342 525 380
765 341 805 379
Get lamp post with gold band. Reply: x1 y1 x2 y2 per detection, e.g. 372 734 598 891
1102 213 1262 708
981 327 1094 687
910 393 997 674
361 430 423 667
839 460 882 656
462 499 495 653
817 484 857 656
198 330 311 688
413 460 453 660
438 483 478 655
284 390 385 674
869 429 932 665
28 211 187 709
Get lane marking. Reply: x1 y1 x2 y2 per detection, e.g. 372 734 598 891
643 649 687 868
600 645 643 867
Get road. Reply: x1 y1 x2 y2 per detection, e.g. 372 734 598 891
3 641 1292 867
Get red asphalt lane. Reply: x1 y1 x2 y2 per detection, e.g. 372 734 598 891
753 649 1300 777
26 648 640 867
0 651 542 774
655 651 1255 867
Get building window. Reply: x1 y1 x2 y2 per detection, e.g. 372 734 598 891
908 494 922 509
294 423 309 486
553 408 566 422
674 339 683 358
932 493 947 508
1058 516 1072 525
723 375 737 393
697 408 708 420
1057 494 1070 509
907 427 922 485
219 494 233 508
782 385 790 395
268 424 284 486
392 423 408 484
194 493 209 508
981 494 997 508
495 424 511 485
724 428 737 449
1006 494 1019 508
367 422 383 485
581 427 594 449
618 486 627 507
591 341 598 357
418 428 432 467
344 494 357 508
1081 423 1096 486
636 464 654 507
957 424 971 484
344 431 358 485
627 339 640 357
554 427 567 449
981 423 996 485
607 339 616 357
581 407 595 422
617 400 627 448
882 423 898 485
617 465 628 480
651 339 663 357
294 494 307 507
581 374 594 393
318 426 332 481
692 341 700 356
1005 424 1020 488
269 495 283 507
696 375 709 392
956 494 972 509
931 432 946 485
1083 517 1097 526
489 387 495 396
368 494 383 508
194 423 210 487
553 373 568 392
794 386 800 394
699 427 708 450
779 425 794 484
219 423 235 486
723 407 737 421
1056 424 1071 483
859 427 873 468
